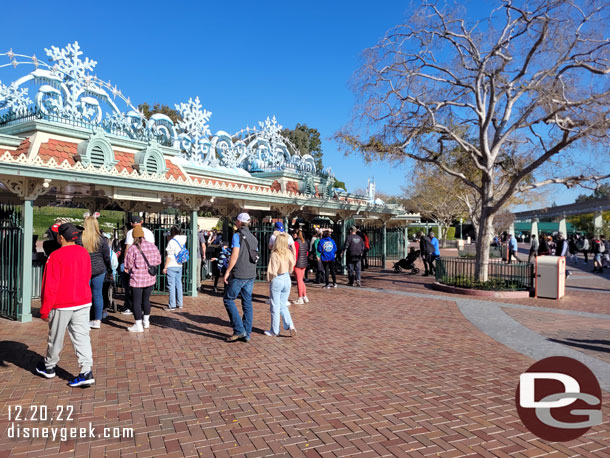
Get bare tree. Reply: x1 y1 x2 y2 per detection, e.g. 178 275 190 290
337 0 610 280
403 167 467 245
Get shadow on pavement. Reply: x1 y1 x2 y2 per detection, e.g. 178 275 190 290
0 341 73 380
547 337 610 354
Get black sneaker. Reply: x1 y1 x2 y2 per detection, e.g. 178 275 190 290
35 361 56 379
226 333 246 342
240 335 251 343
68 371 95 387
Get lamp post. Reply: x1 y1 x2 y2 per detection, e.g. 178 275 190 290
460 218 463 240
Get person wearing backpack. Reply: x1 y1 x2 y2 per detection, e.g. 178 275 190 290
163 226 188 310
223 213 259 343
343 226 364 287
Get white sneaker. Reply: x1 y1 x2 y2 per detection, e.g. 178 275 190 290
303 296 309 303
120 309 133 315
289 326 297 337
89 320 101 329
285 301 291 307
293 298 304 305
264 330 277 337
128 320 144 333
143 315 150 329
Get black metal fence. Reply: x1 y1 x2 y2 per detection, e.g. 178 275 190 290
435 256 533 291
0 204 23 319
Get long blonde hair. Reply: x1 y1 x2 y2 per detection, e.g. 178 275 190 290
273 232 290 259
82 216 101 253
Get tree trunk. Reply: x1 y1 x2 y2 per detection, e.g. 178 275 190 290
475 210 495 282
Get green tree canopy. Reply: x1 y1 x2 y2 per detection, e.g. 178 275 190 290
281 124 323 171
575 183 610 202
138 102 182 124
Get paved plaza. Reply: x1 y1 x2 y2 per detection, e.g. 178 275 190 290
1 255 610 457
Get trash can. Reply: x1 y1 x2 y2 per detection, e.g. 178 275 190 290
535 256 566 299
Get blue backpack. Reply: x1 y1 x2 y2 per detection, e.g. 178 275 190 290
173 239 190 264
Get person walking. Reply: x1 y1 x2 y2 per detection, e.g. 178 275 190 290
82 216 112 330
580 236 590 264
344 226 364 286
507 233 521 263
318 230 337 288
419 231 432 276
163 226 188 311
36 223 95 387
592 235 605 273
528 234 539 263
293 229 309 304
124 225 162 332
223 213 259 343
264 233 297 337
568 236 578 263
427 231 440 273
555 233 568 257
537 234 550 256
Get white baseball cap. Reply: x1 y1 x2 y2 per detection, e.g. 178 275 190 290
236 212 251 223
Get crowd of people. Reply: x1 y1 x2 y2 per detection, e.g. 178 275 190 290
35 212 372 386
527 232 609 272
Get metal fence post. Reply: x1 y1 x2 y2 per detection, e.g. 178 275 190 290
19 200 33 322
341 221 347 274
404 226 409 258
382 222 387 269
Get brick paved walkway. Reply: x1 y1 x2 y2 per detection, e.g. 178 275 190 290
1 268 609 457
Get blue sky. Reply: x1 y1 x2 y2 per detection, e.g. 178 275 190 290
1 0 593 206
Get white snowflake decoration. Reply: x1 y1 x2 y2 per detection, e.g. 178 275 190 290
175 97 211 138
257 116 284 143
175 97 212 160
0 81 32 116
44 42 98 118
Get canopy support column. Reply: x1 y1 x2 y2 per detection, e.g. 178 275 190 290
187 209 199 297
19 200 33 322
594 211 603 236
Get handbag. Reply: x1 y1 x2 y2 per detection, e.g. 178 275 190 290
135 243 158 276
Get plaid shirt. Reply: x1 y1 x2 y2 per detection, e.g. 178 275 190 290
125 240 161 288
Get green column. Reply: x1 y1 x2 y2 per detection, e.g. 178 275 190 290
341 221 347 274
382 222 387 270
19 200 33 322
188 209 198 297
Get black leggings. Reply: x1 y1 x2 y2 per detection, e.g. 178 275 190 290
322 261 336 285
132 285 153 320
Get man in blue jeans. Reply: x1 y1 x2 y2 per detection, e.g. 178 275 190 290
223 212 259 343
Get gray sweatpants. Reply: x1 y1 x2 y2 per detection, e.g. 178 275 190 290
44 306 93 373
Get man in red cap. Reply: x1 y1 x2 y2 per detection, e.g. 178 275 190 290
36 223 96 387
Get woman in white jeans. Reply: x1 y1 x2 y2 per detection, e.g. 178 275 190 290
265 233 297 337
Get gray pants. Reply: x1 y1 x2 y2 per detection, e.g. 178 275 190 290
45 306 93 373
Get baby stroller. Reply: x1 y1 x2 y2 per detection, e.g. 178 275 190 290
393 249 421 274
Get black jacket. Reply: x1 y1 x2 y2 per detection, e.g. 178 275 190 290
344 234 364 258
89 235 112 278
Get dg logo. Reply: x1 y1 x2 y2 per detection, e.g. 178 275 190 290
515 356 603 441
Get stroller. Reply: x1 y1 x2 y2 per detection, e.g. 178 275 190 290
393 249 421 274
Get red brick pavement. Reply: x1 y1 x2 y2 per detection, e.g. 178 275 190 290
1 270 609 457
505 308 610 364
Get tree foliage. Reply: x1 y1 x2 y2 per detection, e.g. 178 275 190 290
138 102 182 124
337 0 610 280
281 124 323 171
575 183 610 202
